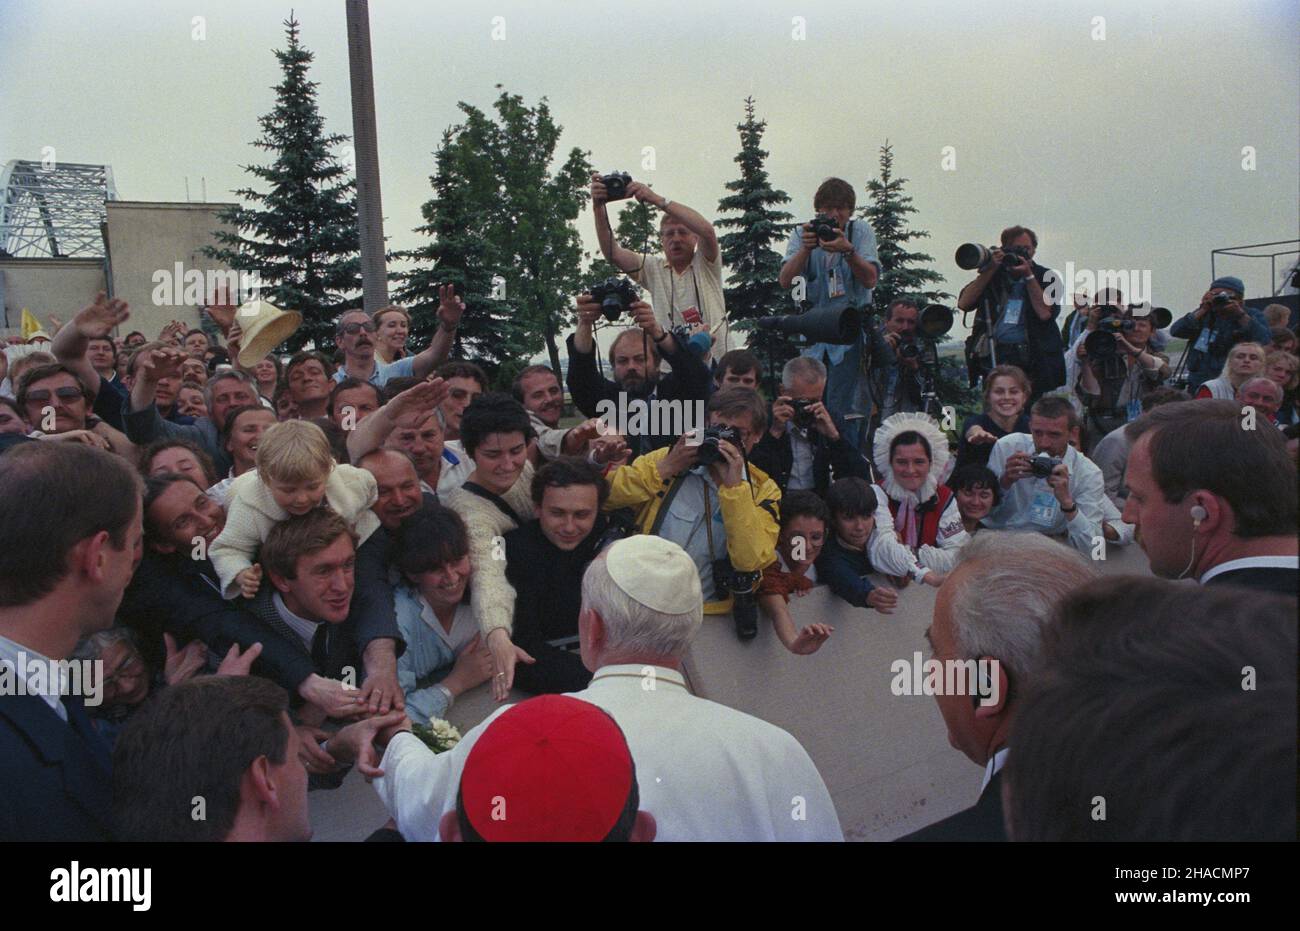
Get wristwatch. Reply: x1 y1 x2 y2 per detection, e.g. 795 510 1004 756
434 683 455 711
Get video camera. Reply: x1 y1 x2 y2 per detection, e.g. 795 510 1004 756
590 277 640 322
600 171 633 201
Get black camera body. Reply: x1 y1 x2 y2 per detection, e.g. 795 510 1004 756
897 340 921 360
1002 245 1031 268
809 213 840 242
713 558 762 641
1084 310 1138 361
696 425 741 465
789 398 818 429
1211 292 1234 307
601 171 633 201
1029 454 1063 478
590 277 640 322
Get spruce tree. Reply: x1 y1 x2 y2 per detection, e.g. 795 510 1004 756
205 15 361 352
716 97 795 392
860 141 951 313
860 141 973 418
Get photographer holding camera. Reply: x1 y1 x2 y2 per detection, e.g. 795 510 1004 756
957 226 1066 403
1070 303 1171 455
778 178 887 454
750 356 872 496
1168 276 1271 391
590 172 728 357
565 290 711 458
603 387 781 640
876 298 927 421
983 395 1107 554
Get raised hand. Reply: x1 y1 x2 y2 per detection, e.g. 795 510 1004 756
294 724 340 775
215 641 264 676
437 284 465 329
163 632 209 686
788 623 833 655
74 292 130 339
386 376 446 428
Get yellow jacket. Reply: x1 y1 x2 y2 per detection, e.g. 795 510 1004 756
604 447 781 614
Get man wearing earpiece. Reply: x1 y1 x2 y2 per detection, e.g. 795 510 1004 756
1122 399 1298 595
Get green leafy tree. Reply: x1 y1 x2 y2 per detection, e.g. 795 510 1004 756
716 97 795 393
391 128 524 381
472 90 592 383
205 15 361 352
583 198 658 290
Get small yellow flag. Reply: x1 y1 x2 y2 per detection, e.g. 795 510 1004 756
20 308 42 340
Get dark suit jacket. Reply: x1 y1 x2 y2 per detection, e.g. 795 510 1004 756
1204 566 1298 598
898 770 1007 842
565 330 711 457
241 589 360 684
119 550 316 694
0 693 115 841
750 416 873 497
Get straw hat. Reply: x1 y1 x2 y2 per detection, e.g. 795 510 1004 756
235 300 301 367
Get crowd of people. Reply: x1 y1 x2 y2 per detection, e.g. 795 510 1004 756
0 180 1295 842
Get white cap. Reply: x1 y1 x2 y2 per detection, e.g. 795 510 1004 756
604 535 702 615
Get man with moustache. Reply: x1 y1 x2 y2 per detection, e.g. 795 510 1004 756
332 285 463 388
566 293 711 459
513 364 599 461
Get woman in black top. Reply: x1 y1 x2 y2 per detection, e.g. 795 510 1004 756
955 364 1031 470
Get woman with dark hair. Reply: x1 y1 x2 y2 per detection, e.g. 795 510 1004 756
391 505 497 725
954 364 1031 469
868 412 969 587
945 463 1001 535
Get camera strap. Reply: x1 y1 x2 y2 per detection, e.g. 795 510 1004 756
460 481 523 526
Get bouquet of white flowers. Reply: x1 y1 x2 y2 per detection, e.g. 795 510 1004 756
411 718 461 754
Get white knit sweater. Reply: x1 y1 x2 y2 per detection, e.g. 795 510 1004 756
210 464 380 599
442 462 536 638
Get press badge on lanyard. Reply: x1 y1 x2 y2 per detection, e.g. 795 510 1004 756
1029 487 1059 527
1002 297 1023 327
828 266 846 300
1126 397 1142 422
1194 326 1212 353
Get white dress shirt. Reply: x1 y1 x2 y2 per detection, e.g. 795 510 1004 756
1199 555 1300 585
374 663 842 842
0 632 67 721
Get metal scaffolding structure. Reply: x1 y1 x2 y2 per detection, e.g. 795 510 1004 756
0 160 118 259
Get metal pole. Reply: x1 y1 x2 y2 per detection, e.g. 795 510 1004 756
346 0 388 314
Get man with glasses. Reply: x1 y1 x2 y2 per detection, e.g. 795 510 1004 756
15 363 135 459
590 173 729 357
333 284 464 387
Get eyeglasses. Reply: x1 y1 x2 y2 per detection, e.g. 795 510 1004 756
25 387 84 403
102 652 146 688
339 321 377 335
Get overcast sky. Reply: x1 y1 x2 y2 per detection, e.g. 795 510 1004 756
3 0 1297 332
